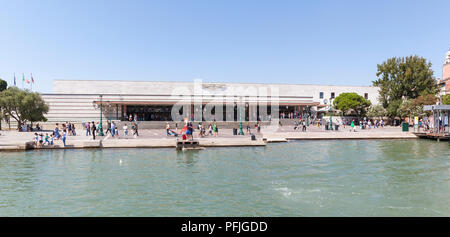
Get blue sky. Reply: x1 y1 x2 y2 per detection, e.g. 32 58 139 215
1 0 449 93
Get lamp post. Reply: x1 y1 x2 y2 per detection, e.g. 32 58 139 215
306 107 309 126
98 95 104 136
238 99 245 135
329 97 333 131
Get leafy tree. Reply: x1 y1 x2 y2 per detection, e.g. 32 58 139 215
333 93 371 118
0 79 7 129
366 104 387 119
373 56 439 108
386 99 402 119
442 94 450 105
0 78 7 92
0 87 49 130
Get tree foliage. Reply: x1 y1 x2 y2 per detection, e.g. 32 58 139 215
443 94 450 105
386 99 402 119
366 104 387 118
373 56 439 109
0 87 49 129
333 93 371 117
398 94 437 118
0 78 7 92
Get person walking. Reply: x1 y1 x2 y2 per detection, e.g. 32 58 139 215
43 133 50 146
71 123 76 136
67 122 72 136
166 122 170 136
133 122 139 137
111 122 116 137
62 129 67 147
86 122 91 136
351 120 355 132
106 121 111 135
302 120 307 132
123 124 128 136
213 123 218 137
91 121 96 140
54 125 60 140
114 125 119 138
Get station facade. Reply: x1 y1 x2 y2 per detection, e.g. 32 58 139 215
41 80 380 122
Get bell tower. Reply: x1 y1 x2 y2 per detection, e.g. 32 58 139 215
442 49 450 94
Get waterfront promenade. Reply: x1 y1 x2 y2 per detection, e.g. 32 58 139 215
0 125 418 151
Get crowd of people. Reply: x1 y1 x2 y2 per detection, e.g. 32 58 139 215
166 122 220 140
33 122 73 148
84 121 139 140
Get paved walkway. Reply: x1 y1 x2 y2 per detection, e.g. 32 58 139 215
0 125 418 151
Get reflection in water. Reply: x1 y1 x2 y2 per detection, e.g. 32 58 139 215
0 140 448 217
176 150 200 166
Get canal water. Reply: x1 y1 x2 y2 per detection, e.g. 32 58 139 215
0 140 448 216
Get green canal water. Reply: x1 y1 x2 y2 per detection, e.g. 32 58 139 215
0 139 448 216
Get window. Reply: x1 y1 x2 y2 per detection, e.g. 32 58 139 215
331 92 335 99
319 92 324 99
364 93 368 99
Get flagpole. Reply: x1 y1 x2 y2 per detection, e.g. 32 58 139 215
30 73 33 91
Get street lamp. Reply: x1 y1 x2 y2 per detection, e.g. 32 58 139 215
306 107 309 126
238 99 245 135
329 97 333 131
98 95 104 136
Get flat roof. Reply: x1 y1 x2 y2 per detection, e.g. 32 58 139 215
53 79 377 88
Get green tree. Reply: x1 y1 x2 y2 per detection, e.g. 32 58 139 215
333 93 371 118
442 94 450 105
386 99 402 119
399 94 437 119
366 104 387 119
373 56 439 108
0 78 7 92
0 87 49 130
0 78 7 130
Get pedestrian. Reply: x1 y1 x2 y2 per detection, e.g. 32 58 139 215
302 120 307 132
43 133 50 146
62 129 67 147
86 122 91 136
166 122 170 136
71 123 76 135
67 122 72 136
33 133 39 148
39 133 44 147
114 126 119 138
91 121 96 140
351 119 355 132
106 121 111 135
213 123 218 137
123 124 128 136
50 134 54 146
54 125 60 140
133 122 139 137
111 122 116 137
208 124 213 136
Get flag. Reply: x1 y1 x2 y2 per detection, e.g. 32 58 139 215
23 74 30 84
14 74 16 86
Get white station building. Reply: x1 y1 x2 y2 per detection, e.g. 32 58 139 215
41 80 380 122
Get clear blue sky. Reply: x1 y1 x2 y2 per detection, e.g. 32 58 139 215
1 0 449 93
